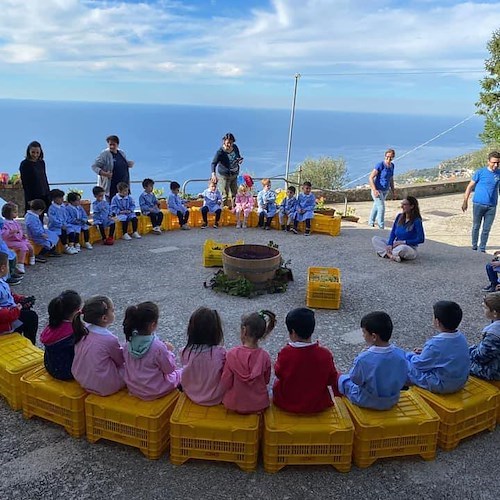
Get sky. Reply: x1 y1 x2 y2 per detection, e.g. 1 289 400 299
0 0 498 115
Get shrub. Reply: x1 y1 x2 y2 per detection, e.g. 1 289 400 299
289 156 348 190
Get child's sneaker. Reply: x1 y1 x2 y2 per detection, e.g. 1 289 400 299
181 224 191 230
264 226 270 230
34 255 47 263
281 224 286 231
16 263 25 274
213 223 219 229
305 229 311 236
152 226 162 234
242 222 247 229
104 236 114 245
131 231 142 239
84 242 93 249
75 243 81 252
64 245 77 255
290 227 298 234
201 223 208 229
29 256 36 266
236 221 241 229
122 233 132 241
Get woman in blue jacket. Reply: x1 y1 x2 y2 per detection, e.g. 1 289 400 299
372 196 425 262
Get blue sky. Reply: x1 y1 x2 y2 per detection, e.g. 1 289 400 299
0 0 498 115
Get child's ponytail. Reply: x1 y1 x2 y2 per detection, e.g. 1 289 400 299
72 311 89 344
123 302 159 341
241 310 276 341
48 290 82 328
73 295 112 344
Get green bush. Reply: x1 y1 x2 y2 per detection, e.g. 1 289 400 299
289 156 348 190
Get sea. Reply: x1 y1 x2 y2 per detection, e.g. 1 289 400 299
0 99 484 199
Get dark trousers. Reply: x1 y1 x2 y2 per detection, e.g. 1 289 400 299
258 212 274 228
486 262 499 286
149 211 164 227
98 223 116 240
122 218 138 234
175 210 189 226
81 229 90 243
17 309 39 345
59 229 76 246
294 218 311 230
201 206 221 224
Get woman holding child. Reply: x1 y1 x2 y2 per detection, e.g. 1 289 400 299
372 196 425 262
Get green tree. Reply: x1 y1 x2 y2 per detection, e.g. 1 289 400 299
289 156 348 190
476 29 500 144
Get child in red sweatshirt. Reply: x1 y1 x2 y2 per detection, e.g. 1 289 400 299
273 307 340 413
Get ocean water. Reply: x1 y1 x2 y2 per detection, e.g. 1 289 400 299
0 99 483 198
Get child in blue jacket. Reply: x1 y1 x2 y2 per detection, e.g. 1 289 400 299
66 192 92 250
92 186 116 245
25 199 60 259
167 181 189 230
291 181 315 236
139 178 164 234
201 180 222 229
406 301 470 394
279 186 297 231
338 311 407 410
48 189 78 255
110 182 141 240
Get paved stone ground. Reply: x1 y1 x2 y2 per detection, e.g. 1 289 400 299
1 192 500 499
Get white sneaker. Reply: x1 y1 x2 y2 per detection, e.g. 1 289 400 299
122 233 132 241
181 224 191 230
64 246 77 255
84 242 93 249
236 221 241 229
75 244 81 252
152 226 161 234
29 257 36 266
242 221 247 229
16 264 25 274
131 231 142 239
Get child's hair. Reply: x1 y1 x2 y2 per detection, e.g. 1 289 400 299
142 178 154 189
50 189 65 201
238 184 248 193
1 202 18 219
170 181 180 191
483 293 500 314
123 301 159 341
67 192 81 204
48 290 82 328
261 178 271 187
241 310 276 341
26 141 44 160
302 181 312 188
285 308 315 340
0 252 8 267
287 186 296 194
360 311 393 342
117 182 129 193
106 135 120 144
433 301 463 331
208 179 217 188
73 296 113 343
183 307 224 358
30 199 46 211
92 186 105 197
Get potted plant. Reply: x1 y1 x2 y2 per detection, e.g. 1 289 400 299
183 193 204 208
337 206 359 223
153 187 168 209
314 196 336 217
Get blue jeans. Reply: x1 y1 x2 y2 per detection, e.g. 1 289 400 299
368 190 388 228
486 262 500 286
472 203 497 252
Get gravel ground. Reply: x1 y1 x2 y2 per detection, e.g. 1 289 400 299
1 192 500 499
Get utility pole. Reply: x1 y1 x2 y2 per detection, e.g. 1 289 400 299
284 73 300 185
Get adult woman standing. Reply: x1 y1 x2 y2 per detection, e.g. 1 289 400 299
210 132 243 206
91 135 134 200
368 149 396 229
372 196 424 262
19 141 51 216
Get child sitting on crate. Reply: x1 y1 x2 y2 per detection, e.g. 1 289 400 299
25 199 61 260
167 181 190 230
48 189 78 255
92 186 116 245
201 180 222 229
469 293 500 381
257 178 277 230
406 301 470 394
140 178 164 235
233 182 254 229
1 202 35 274
291 181 316 236
338 312 408 410
273 307 340 413
110 182 141 240
66 192 93 250
279 185 297 231
0 251 38 345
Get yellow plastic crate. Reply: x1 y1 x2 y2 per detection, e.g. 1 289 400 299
21 365 88 437
222 206 237 226
0 335 44 410
412 377 499 451
263 399 354 473
189 207 203 228
202 239 244 267
311 215 341 236
170 393 260 471
306 267 342 309
484 379 500 423
85 389 180 459
137 215 153 234
0 332 23 345
344 391 439 468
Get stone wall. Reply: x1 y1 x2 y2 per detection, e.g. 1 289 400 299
0 186 25 215
316 179 470 203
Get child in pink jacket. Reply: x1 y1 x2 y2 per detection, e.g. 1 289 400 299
71 296 125 396
180 307 226 405
233 183 254 229
221 310 276 413
122 301 181 400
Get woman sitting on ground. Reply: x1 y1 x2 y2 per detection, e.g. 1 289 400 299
371 196 425 262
